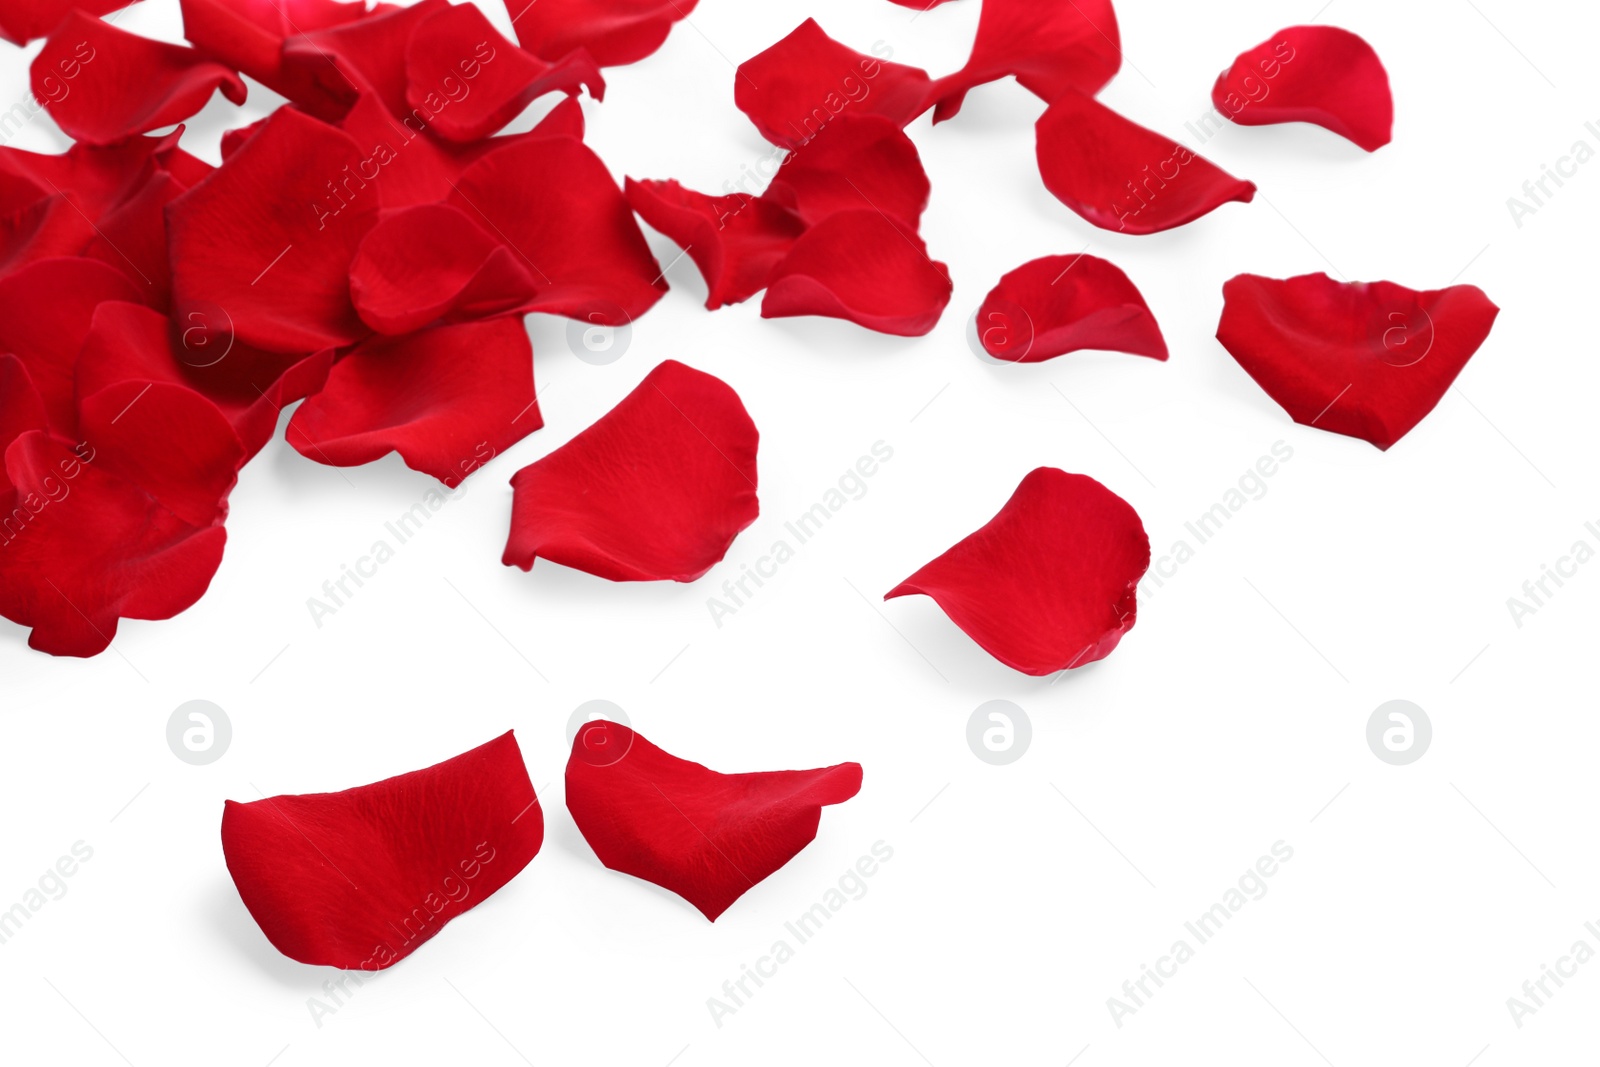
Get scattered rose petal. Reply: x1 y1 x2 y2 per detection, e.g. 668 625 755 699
927 0 1120 122
503 359 758 581
624 179 805 309
1036 89 1256 234
222 732 543 970
83 170 188 308
1216 272 1500 449
566 720 861 920
886 468 1150 675
0 357 49 474
510 0 696 68
977 253 1167 363
0 0 137 46
180 0 384 115
763 114 930 228
1213 26 1392 152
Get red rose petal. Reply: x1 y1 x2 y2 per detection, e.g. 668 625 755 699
736 20 934 149
566 720 861 920
34 12 246 147
1216 272 1500 450
927 0 1120 122
168 107 378 354
763 114 930 228
977 253 1167 363
504 359 758 582
180 0 384 115
222 732 543 970
0 356 50 482
624 179 805 310
83 169 186 308
510 0 697 68
0 431 226 657
762 209 951 336
404 2 601 143
279 0 445 119
288 316 537 485
1213 26 1392 152
448 134 666 323
886 468 1150 675
1036 89 1256 234
0 0 137 46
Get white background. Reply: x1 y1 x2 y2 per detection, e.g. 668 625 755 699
2 0 1596 1064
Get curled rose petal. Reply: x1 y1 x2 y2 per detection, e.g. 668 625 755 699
927 0 1120 123
0 0 137 46
222 732 543 970
566 720 861 920
886 468 1150 675
0 431 226 657
976 254 1167 363
504 359 758 582
736 20 934 149
167 107 378 354
34 12 246 147
1216 272 1500 450
763 114 930 228
280 0 446 119
179 0 382 115
288 316 537 485
762 210 951 336
624 179 804 309
1036 89 1256 234
1213 26 1392 152
511 0 696 67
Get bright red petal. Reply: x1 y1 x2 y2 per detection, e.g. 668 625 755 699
763 114 930 228
928 0 1120 122
1036 89 1256 234
222 732 543 970
886 468 1150 675
736 20 934 148
1216 272 1499 450
1213 26 1392 152
566 720 861 920
624 179 804 309
977 254 1167 363
504 359 758 582
762 210 951 336
510 0 697 67
288 316 538 485
0 356 50 484
0 0 137 46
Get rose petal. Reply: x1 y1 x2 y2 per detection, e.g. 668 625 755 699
927 0 1120 122
504 359 758 581
736 20 934 149
279 0 445 119
977 253 1167 363
0 430 226 657
180 0 384 115
1036 89 1256 234
288 316 537 485
222 732 543 970
1216 272 1500 450
886 467 1150 675
0 356 50 483
1213 26 1392 152
566 720 861 920
763 114 930 228
83 169 186 307
624 179 805 309
168 106 378 354
762 209 951 336
0 0 137 46
34 12 246 146
510 0 697 67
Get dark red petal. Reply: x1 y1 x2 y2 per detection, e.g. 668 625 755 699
448 135 666 323
1216 272 1499 450
510 0 697 68
504 360 757 581
84 169 187 307
762 210 951 336
222 732 543 970
886 468 1150 675
1036 89 1256 234
0 431 226 657
1213 26 1392 152
168 107 377 354
927 0 1120 122
624 179 804 310
0 0 136 46
349 203 539 334
736 20 934 149
288 317 538 484
565 720 861 921
279 0 448 119
763 114 930 228
977 253 1167 363
0 356 50 480
34 12 246 146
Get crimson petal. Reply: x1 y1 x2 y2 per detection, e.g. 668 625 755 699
511 0 697 67
624 179 804 309
222 732 542 970
0 0 137 46
504 359 757 582
1213 26 1392 152
1216 272 1499 450
763 114 930 228
886 468 1150 675
977 253 1167 363
566 720 861 920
